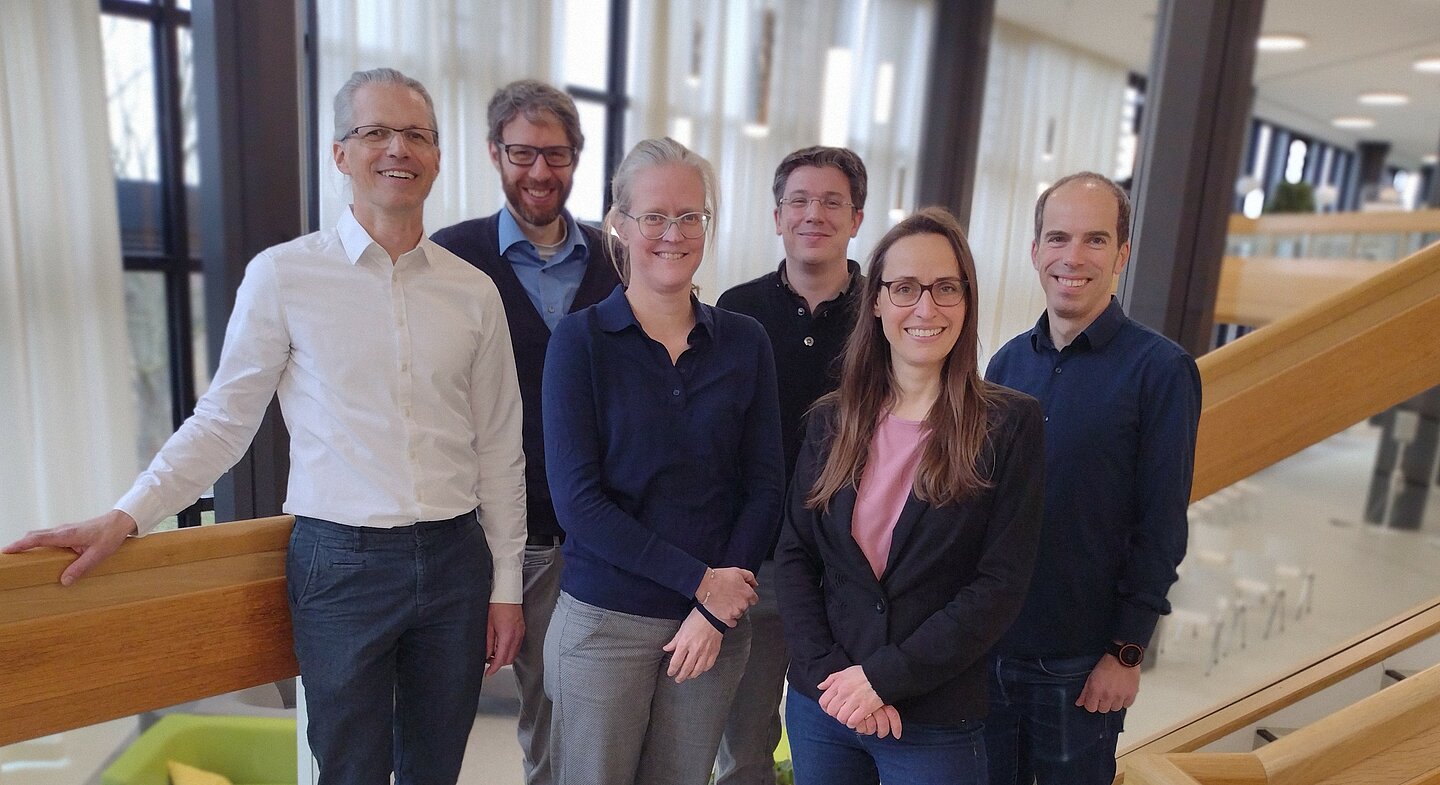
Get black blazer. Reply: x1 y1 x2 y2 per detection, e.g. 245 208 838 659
776 391 1044 725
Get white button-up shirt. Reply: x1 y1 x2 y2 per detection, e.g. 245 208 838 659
115 208 527 602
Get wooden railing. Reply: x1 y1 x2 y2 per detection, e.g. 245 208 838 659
1213 256 1390 326
1228 209 1440 237
1124 659 1440 785
0 516 296 746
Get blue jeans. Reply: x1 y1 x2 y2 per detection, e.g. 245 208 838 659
785 688 986 785
288 513 493 785
983 654 1125 785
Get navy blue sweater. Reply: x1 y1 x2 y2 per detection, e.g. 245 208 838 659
542 287 785 621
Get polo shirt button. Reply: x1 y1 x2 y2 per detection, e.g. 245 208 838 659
1044 416 1050 422
672 389 680 396
803 336 815 347
797 307 806 316
1055 367 1062 374
875 599 885 613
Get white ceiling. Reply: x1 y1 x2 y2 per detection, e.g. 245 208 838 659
995 0 1440 169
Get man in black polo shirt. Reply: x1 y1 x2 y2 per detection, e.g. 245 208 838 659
983 172 1201 785
714 146 868 785
431 80 618 785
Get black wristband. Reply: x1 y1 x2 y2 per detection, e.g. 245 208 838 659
694 601 729 633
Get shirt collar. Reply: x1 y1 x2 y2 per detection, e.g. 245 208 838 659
1029 296 1126 352
498 207 585 263
595 285 714 339
777 259 864 310
337 206 431 268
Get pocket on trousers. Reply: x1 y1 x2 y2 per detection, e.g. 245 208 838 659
286 534 320 608
292 541 366 607
556 598 610 654
1035 654 1101 680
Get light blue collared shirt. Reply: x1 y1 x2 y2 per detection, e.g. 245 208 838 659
498 207 590 331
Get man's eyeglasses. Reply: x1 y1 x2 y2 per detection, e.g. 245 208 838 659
778 196 855 212
344 125 439 148
497 142 577 168
880 277 967 307
621 211 712 240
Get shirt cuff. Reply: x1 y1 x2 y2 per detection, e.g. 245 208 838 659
1112 604 1163 647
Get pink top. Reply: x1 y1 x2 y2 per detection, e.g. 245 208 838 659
852 413 928 579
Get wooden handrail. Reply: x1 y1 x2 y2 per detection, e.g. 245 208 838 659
1117 596 1440 775
1213 256 1390 326
1228 209 1440 237
0 516 297 746
1191 240 1440 501
1124 662 1440 785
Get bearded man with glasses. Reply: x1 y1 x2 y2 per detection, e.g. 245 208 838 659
712 146 869 785
431 79 618 785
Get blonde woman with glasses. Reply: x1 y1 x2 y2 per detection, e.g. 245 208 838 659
541 137 784 785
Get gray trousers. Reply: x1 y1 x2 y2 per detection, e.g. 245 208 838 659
715 560 788 785
545 591 752 785
516 543 564 785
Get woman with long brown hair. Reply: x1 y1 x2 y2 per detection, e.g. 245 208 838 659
776 207 1044 785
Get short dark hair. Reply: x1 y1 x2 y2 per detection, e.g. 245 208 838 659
486 80 584 152
1033 171 1131 246
771 146 868 210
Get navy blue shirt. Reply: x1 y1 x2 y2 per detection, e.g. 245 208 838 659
542 286 785 622
985 298 1201 657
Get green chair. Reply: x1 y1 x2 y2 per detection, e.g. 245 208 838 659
102 714 297 785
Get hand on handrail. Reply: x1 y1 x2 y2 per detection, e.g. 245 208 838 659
2 510 138 585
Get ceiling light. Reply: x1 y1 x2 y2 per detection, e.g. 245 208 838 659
1331 116 1376 129
1257 34 1307 52
1424 154 1439 165
1359 92 1410 106
1414 57 1440 73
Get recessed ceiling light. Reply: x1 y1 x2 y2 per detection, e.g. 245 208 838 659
1424 154 1439 165
1257 34 1308 52
1332 116 1376 129
1359 92 1410 106
1415 57 1440 73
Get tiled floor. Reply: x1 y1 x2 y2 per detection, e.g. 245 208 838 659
6 423 1439 784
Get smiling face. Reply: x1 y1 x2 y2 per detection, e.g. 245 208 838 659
774 164 863 271
1031 179 1130 332
875 232 967 376
332 82 439 226
491 113 576 231
620 163 707 298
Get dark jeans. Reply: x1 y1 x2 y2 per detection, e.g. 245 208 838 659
786 688 987 785
983 654 1125 785
288 513 493 785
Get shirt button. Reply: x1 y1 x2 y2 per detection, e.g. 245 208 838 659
1055 367 1062 374
547 306 556 313
797 307 806 316
1044 416 1050 422
672 389 681 396
875 599 886 613
803 336 815 347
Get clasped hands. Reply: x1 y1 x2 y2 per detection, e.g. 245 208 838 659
663 566 760 685
818 665 903 739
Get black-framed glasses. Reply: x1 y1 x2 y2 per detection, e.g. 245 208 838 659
497 142 577 168
621 211 712 240
778 196 855 212
344 124 439 148
880 277 967 307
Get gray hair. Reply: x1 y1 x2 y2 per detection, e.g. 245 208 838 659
772 146 869 209
601 137 719 285
487 80 585 152
333 68 438 143
1033 171 1132 246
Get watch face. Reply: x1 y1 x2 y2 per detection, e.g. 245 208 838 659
1118 643 1144 667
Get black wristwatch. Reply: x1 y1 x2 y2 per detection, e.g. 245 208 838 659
1106 641 1145 668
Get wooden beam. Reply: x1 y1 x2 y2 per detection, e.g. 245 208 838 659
1213 256 1389 326
0 516 296 746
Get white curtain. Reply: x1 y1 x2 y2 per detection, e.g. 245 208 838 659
315 0 563 232
627 0 934 301
968 21 1127 365
0 1 138 542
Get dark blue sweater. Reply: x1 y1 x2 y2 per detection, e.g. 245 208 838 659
985 298 1201 656
542 287 785 621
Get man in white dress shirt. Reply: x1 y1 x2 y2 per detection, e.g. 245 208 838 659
4 68 527 785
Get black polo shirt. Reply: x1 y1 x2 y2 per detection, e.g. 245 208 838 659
717 260 864 483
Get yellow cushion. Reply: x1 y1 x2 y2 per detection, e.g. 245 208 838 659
167 760 233 785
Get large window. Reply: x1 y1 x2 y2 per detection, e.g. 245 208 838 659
101 0 211 527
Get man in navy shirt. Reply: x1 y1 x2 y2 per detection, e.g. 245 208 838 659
714 146 867 785
983 172 1201 785
431 80 619 785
